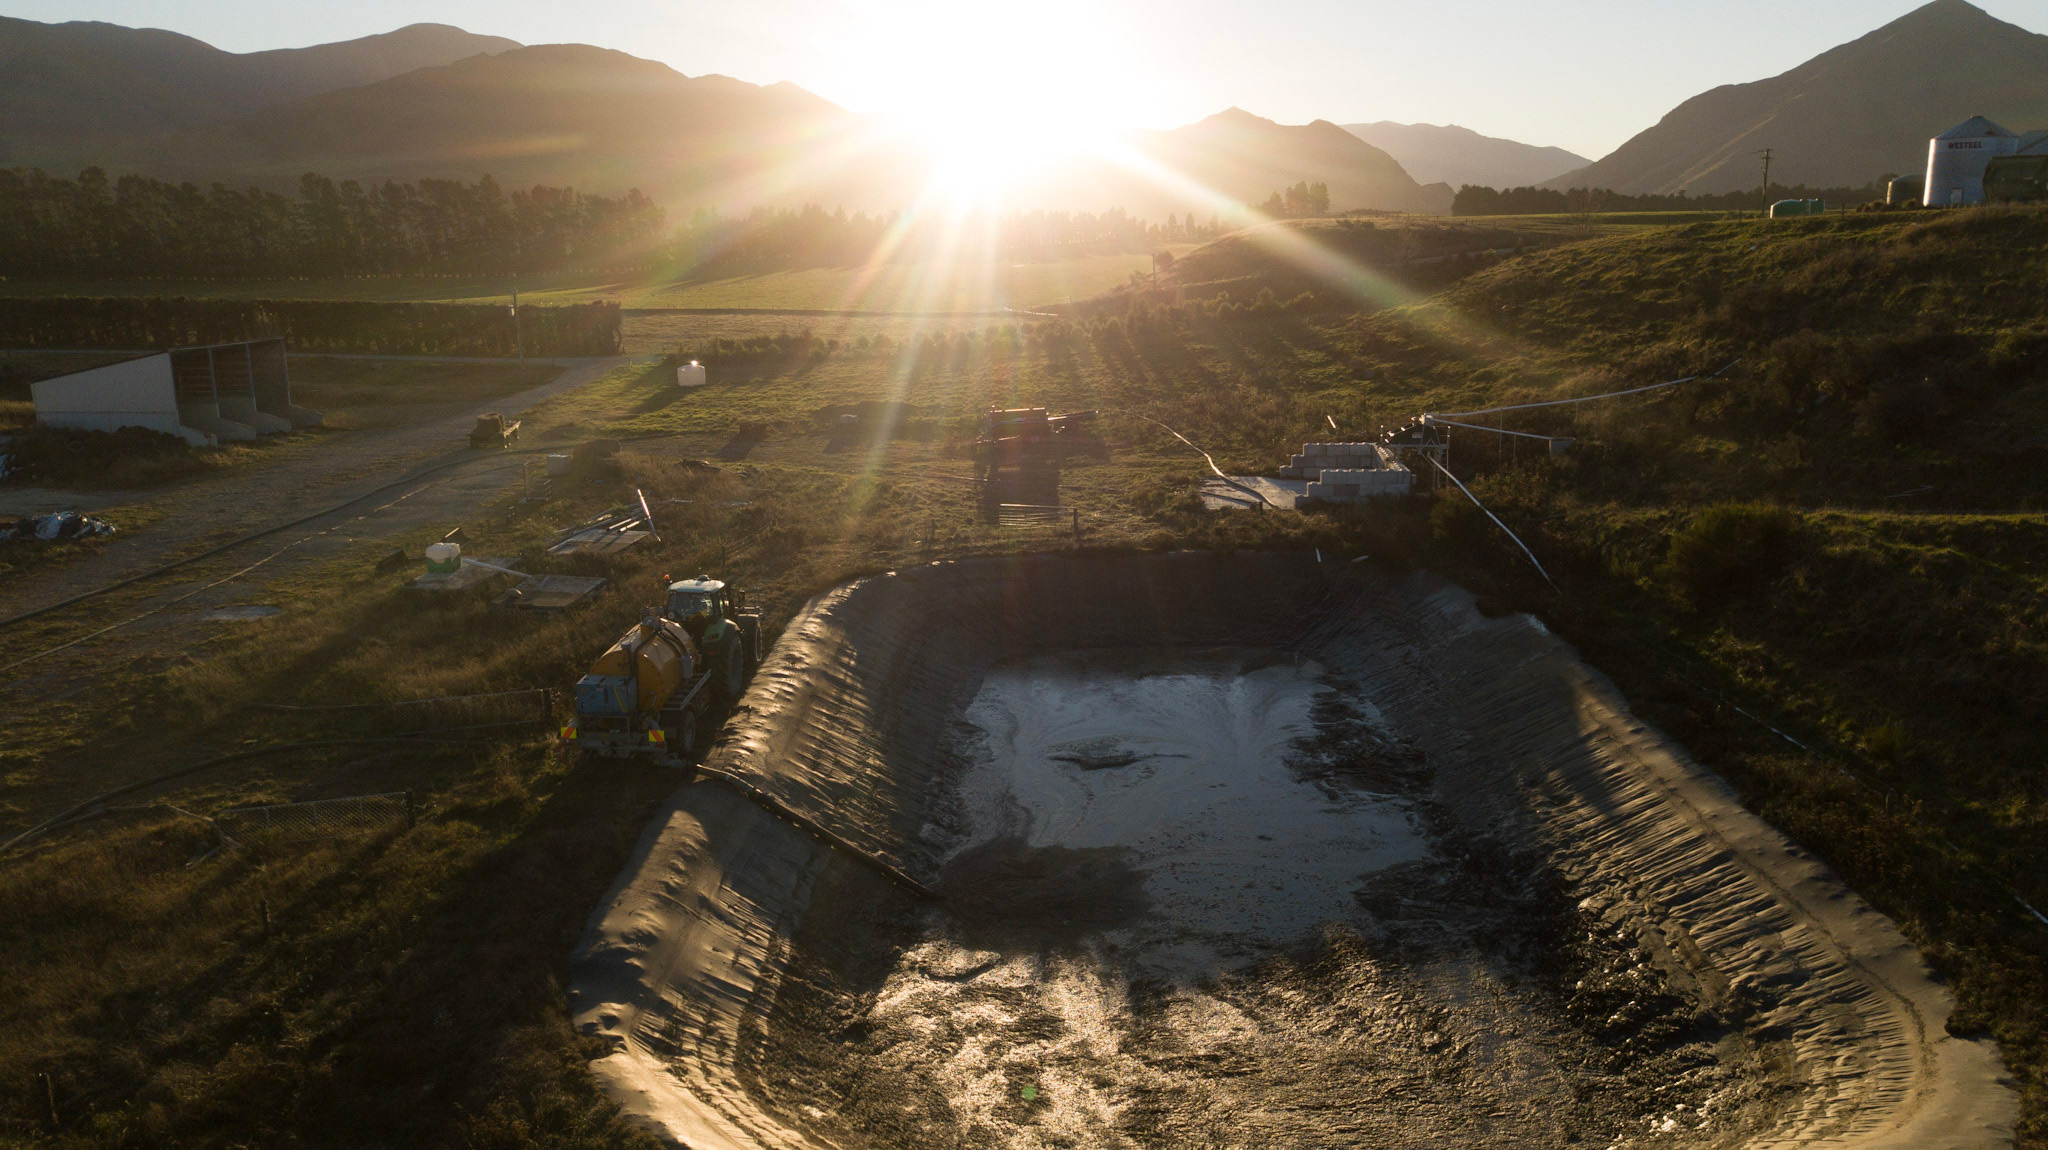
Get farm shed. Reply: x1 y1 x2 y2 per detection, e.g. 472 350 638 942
31 338 320 446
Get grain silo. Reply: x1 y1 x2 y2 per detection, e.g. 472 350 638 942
1923 116 2020 206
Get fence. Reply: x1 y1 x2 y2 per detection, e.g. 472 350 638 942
215 792 414 842
255 688 551 734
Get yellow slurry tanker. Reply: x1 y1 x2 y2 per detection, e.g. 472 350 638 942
563 576 761 765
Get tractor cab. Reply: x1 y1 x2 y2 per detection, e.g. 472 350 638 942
665 576 731 637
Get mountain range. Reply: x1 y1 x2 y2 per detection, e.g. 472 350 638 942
5 0 2047 214
1547 0 2048 194
1342 122 1588 190
0 18 516 167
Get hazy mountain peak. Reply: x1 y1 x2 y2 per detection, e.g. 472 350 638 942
0 16 521 168
1547 0 2048 193
1343 121 1589 189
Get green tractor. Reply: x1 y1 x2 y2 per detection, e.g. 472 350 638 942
663 575 762 704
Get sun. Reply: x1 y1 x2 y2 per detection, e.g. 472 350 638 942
820 0 1154 209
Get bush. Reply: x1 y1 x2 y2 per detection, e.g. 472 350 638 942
1661 502 1801 611
4 424 206 486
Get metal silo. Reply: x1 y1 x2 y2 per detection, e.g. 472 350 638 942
1923 116 2020 206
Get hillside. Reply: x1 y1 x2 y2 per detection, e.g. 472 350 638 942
1547 0 2048 194
0 18 516 170
1343 121 1588 190
1125 109 1451 215
122 44 878 210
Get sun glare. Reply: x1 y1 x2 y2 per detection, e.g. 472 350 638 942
823 0 1154 209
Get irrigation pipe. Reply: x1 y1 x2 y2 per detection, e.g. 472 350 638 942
1 735 525 855
1427 359 1740 421
1138 415 1279 509
1427 418 1563 443
1426 455 1559 593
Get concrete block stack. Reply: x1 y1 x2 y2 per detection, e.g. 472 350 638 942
1280 442 1415 501
1279 442 1384 478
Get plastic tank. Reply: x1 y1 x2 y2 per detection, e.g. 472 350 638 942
586 618 698 713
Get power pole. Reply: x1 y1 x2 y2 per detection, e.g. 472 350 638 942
1758 147 1775 212
510 281 523 364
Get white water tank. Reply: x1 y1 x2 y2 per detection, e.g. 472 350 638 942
1925 116 2020 206
676 360 707 388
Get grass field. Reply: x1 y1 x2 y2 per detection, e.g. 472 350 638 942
2 205 2046 1144
288 357 562 430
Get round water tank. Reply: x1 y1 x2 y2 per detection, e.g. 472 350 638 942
1925 116 2020 207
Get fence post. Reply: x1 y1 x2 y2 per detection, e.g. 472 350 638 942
404 791 416 830
260 899 270 938
38 1071 57 1128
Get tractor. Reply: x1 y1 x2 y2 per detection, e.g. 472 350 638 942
561 575 762 766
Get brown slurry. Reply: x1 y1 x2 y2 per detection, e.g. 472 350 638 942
569 552 2017 1149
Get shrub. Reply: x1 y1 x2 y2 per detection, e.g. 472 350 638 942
1661 502 1801 612
4 424 207 486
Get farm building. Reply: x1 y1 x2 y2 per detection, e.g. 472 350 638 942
1923 116 2048 206
31 338 319 446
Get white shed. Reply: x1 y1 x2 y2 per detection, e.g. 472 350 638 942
1924 116 2020 206
31 338 319 446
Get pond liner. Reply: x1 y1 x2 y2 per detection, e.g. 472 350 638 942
568 551 2016 1149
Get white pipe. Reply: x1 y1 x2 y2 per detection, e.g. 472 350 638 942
1426 455 1558 593
1427 359 1739 422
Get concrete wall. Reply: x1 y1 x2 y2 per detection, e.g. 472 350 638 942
30 355 215 446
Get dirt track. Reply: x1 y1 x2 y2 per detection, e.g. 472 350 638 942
570 553 2017 1149
0 356 634 623
0 356 640 830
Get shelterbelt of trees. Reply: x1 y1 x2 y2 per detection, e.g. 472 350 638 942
0 168 667 279
1452 181 1887 216
0 166 1225 282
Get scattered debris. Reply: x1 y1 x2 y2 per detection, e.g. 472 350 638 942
547 506 652 557
494 574 608 611
410 554 521 593
1 511 116 542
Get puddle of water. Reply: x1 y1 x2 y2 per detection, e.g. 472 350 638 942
941 648 1428 973
200 605 283 622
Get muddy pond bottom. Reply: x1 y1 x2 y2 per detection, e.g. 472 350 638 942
743 648 1764 1149
936 648 1428 969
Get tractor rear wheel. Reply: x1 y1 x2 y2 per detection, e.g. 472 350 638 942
716 639 745 704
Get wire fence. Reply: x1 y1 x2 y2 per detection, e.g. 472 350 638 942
215 792 414 843
254 688 550 733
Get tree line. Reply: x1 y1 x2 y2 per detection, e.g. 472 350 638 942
0 168 666 279
1257 181 1332 218
0 166 1227 282
1452 181 1887 216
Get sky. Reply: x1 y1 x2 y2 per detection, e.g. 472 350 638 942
5 0 2046 159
